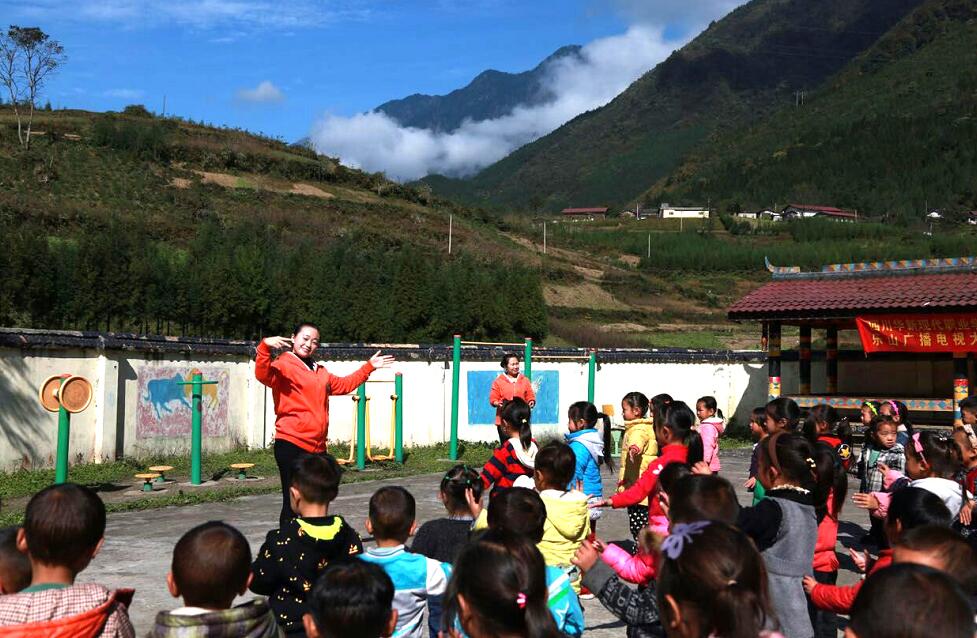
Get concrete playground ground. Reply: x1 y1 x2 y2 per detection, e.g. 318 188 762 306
84 447 870 636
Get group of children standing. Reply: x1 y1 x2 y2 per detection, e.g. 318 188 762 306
1 391 977 638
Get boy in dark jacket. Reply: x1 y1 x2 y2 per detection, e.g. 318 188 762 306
250 454 363 637
149 521 281 638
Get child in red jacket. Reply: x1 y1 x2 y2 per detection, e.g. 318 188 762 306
480 398 538 497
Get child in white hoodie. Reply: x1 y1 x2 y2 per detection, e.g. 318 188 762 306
696 396 726 474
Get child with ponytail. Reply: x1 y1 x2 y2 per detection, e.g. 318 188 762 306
878 400 914 447
656 521 783 638
619 392 659 540
802 404 853 471
480 398 538 498
736 426 826 638
565 401 614 528
695 395 725 474
807 441 847 638
442 530 563 638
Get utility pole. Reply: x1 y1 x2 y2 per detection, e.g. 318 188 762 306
162 95 166 117
543 221 547 255
647 233 651 258
448 215 453 255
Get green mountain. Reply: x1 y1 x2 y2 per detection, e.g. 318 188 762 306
647 0 977 218
426 0 928 212
375 45 582 132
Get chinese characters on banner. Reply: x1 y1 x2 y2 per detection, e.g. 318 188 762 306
856 314 977 353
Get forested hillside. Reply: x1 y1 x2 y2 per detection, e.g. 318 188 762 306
646 0 977 217
0 108 547 341
375 45 581 132
425 0 927 212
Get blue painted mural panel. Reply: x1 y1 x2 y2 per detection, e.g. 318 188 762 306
466 370 560 425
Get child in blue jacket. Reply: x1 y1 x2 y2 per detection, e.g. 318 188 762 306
565 401 614 523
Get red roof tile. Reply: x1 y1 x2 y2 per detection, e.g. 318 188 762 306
728 272 977 321
786 204 857 218
562 207 608 214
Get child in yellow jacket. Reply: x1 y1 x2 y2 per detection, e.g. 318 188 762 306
618 392 661 540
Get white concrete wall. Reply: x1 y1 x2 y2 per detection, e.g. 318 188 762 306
0 341 770 471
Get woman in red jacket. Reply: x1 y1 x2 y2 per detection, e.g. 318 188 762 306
256 322 394 525
489 353 536 444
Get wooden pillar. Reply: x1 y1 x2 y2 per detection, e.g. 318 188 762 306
954 353 969 426
768 322 782 400
799 325 812 395
826 326 839 394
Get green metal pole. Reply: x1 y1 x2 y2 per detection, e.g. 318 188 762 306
450 334 461 460
587 350 596 404
524 337 533 381
394 372 404 463
356 383 367 469
190 373 203 485
55 378 70 484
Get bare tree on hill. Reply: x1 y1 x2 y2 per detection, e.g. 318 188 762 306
0 26 67 150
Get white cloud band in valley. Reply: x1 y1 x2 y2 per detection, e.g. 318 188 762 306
309 25 674 181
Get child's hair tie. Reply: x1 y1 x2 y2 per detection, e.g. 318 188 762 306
661 521 710 559
886 400 899 414
912 432 927 465
806 457 817 471
963 424 977 448
515 592 527 609
864 402 878 416
726 579 738 587
521 418 528 425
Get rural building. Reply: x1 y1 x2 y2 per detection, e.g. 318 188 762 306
781 204 857 222
729 256 977 425
966 211 977 225
562 207 608 221
735 209 781 221
659 204 711 219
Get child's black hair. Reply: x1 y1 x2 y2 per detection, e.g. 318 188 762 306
886 487 952 533
750 406 766 425
657 521 772 638
802 404 852 447
308 560 394 638
487 487 546 543
291 454 341 505
567 400 614 472
650 393 673 428
622 391 650 417
760 432 828 517
882 400 914 436
959 396 977 416
897 526 977 596
501 397 533 453
171 521 251 608
534 440 577 489
500 353 519 369
657 462 692 497
696 395 724 420
660 401 704 466
849 564 972 638
443 530 562 638
440 464 483 515
369 486 416 543
907 430 964 479
865 415 898 445
23 483 105 569
0 526 30 594
667 474 740 525
765 397 801 431
813 441 847 520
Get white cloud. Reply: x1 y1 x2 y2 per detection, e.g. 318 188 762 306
309 25 676 181
236 80 284 104
601 0 745 29
10 1 372 30
103 88 144 99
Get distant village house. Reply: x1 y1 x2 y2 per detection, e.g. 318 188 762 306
735 209 781 222
781 203 857 222
561 207 608 221
659 203 711 219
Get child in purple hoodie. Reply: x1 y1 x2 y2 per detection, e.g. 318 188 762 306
696 396 726 474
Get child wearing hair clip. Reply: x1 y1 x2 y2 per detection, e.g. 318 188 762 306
855 415 904 546
878 399 914 447
480 398 538 498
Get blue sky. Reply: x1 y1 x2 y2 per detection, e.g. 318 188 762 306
5 0 742 174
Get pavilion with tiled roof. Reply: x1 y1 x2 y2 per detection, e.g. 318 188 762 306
728 257 977 423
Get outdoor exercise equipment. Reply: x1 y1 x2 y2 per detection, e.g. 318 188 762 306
230 462 255 480
134 472 160 492
338 373 404 470
175 372 218 485
148 465 173 483
39 373 94 484
447 337 597 461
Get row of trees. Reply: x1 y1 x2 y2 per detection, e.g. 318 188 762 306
0 214 548 343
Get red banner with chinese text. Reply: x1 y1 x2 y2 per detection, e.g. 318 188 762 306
856 314 977 353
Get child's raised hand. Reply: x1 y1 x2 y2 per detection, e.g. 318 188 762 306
802 575 818 594
628 445 640 462
571 539 601 573
848 547 870 573
588 498 609 509
877 461 891 476
744 477 757 489
465 487 483 519
691 461 712 476
852 493 880 510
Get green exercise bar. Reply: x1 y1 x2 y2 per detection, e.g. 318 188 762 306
394 372 404 463
356 383 368 469
54 379 70 484
587 350 597 404
177 373 218 485
449 334 461 460
524 337 533 381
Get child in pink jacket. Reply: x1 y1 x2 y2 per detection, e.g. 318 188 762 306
696 396 725 474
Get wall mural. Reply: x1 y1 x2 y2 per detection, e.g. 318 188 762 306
136 366 229 438
467 370 560 425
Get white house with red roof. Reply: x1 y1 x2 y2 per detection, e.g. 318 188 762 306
781 203 858 222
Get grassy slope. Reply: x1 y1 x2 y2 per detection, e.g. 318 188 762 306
648 0 977 216
425 0 926 212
